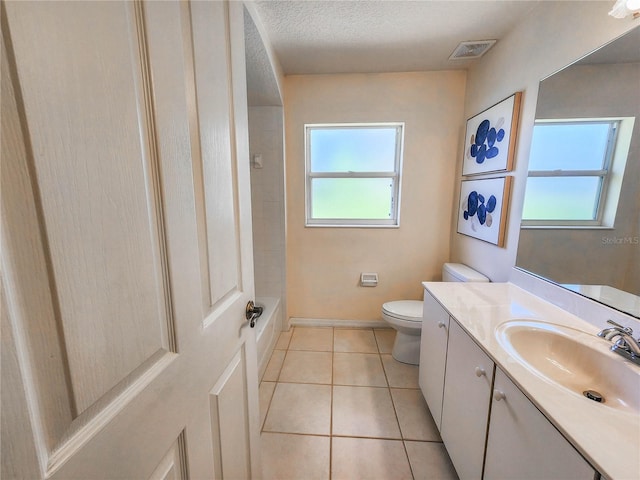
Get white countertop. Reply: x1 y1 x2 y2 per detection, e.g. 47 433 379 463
422 281 640 480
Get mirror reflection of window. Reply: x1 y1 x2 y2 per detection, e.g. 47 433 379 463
523 120 624 226
522 117 634 228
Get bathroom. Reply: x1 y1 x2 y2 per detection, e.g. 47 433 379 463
244 4 638 359
243 1 639 478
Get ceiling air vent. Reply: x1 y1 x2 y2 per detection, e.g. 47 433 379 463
449 40 497 60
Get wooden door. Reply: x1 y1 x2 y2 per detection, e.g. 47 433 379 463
1 1 260 479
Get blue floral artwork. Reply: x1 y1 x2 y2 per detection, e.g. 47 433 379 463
462 92 521 176
463 191 498 227
457 177 512 247
469 118 506 165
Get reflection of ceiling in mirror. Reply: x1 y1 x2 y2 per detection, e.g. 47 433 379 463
576 25 640 65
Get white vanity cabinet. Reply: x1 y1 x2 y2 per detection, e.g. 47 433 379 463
440 320 495 480
419 291 450 430
484 368 595 480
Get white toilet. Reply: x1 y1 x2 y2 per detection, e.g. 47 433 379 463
381 263 489 365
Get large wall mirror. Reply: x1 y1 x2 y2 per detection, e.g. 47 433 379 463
516 26 639 318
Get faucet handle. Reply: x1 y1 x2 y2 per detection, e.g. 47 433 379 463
606 319 633 335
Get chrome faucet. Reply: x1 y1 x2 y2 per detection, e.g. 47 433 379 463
598 320 640 366
597 319 633 340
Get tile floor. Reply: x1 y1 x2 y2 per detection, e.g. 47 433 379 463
259 326 459 480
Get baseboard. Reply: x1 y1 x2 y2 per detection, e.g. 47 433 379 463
289 317 388 329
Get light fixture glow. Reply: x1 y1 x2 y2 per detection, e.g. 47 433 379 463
609 0 640 18
626 0 640 10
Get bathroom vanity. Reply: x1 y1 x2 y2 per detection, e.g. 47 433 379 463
419 281 640 480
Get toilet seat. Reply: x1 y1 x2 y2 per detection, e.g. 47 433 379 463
382 300 423 322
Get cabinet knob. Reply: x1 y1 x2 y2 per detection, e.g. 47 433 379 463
474 367 486 377
493 389 506 401
437 321 446 328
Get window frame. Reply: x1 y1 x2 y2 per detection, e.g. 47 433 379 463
304 122 405 228
521 118 621 228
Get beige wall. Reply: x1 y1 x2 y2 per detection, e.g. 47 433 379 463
284 72 466 321
451 1 638 282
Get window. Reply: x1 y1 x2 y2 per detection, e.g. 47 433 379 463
305 123 404 227
522 119 629 227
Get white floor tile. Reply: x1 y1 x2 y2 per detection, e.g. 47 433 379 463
374 328 396 354
391 388 441 441
331 437 412 480
333 352 387 387
405 441 459 480
261 432 330 480
279 350 333 384
262 350 286 382
334 328 378 353
332 385 401 439
259 381 276 429
275 329 293 350
289 327 333 352
381 354 420 388
260 327 459 479
263 382 331 435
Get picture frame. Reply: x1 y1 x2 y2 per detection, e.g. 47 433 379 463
462 92 522 176
457 176 512 247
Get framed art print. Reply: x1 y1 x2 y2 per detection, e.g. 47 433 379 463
462 92 521 176
457 177 512 247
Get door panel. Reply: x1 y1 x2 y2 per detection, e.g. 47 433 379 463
1 1 259 478
4 0 173 417
148 434 188 480
210 349 251 480
190 0 242 312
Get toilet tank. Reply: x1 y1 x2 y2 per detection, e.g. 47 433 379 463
442 263 490 282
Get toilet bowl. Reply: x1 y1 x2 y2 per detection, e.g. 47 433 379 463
382 263 490 365
382 300 424 364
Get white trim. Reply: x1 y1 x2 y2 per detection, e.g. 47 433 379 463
289 317 388 329
305 223 400 229
520 225 615 230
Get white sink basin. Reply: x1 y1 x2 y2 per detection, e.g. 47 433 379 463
496 320 640 414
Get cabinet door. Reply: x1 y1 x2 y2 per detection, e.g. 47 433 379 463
484 368 595 480
440 320 495 480
419 290 450 431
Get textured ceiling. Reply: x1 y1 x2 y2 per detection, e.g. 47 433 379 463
252 0 541 75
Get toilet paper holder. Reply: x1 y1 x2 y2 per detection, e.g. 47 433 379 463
360 273 378 287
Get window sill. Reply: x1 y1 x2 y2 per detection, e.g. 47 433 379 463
305 223 400 229
520 225 615 230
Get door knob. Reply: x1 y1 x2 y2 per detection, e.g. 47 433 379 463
246 301 264 328
493 389 506 401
